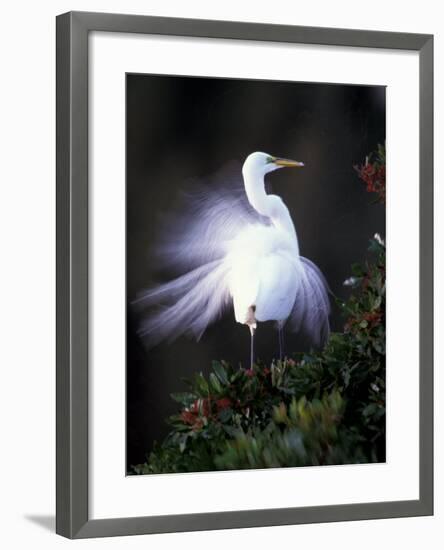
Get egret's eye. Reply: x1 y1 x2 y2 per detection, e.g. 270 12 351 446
266 156 275 164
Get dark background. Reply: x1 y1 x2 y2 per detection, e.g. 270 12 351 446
126 74 385 470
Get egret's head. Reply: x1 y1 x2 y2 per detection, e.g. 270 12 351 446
242 151 304 177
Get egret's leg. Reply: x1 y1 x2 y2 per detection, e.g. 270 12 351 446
281 329 285 360
246 306 257 370
250 325 256 369
277 323 285 361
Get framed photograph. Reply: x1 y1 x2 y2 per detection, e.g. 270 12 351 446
56 11 433 538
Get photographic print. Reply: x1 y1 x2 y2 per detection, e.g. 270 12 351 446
126 74 386 475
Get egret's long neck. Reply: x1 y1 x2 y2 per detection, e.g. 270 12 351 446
243 168 269 217
242 166 298 243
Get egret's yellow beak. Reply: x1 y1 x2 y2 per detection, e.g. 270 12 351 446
273 157 305 168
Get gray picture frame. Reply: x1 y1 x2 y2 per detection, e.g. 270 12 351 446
56 11 434 539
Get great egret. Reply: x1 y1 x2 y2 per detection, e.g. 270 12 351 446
135 152 330 367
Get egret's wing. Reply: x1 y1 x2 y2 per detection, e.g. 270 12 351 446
153 161 270 274
287 257 330 347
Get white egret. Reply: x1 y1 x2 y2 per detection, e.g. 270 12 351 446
136 152 330 367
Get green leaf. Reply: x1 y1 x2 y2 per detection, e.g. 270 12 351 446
218 408 233 423
209 373 222 393
195 373 209 395
170 392 196 405
212 361 229 386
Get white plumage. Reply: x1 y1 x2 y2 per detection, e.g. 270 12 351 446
135 152 330 362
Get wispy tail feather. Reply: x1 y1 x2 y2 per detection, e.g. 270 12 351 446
288 256 331 347
135 260 230 347
133 260 221 307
